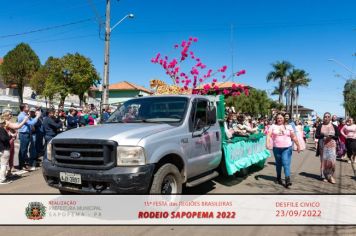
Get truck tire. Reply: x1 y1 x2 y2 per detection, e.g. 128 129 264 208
150 164 182 194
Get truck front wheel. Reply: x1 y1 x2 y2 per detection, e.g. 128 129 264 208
150 164 182 194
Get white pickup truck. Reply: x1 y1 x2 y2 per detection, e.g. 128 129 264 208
42 95 269 194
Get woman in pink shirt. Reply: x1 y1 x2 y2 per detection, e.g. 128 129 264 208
340 118 356 163
266 113 301 188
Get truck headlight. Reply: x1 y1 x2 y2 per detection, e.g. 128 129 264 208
117 146 146 166
46 143 53 161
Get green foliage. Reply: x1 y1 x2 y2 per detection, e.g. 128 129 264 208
266 60 293 104
1 43 40 103
343 79 356 118
286 69 311 117
30 53 100 106
30 66 48 96
225 88 273 117
62 53 100 104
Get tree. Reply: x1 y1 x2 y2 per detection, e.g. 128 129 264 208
286 69 310 119
226 88 273 117
266 61 293 105
61 53 100 106
30 66 48 97
1 43 40 104
343 79 356 118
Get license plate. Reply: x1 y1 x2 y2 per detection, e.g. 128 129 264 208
60 172 82 185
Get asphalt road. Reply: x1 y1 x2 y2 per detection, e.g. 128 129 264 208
1 140 355 235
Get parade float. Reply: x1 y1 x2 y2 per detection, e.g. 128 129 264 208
150 37 270 176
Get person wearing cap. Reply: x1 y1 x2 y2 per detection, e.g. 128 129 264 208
66 107 79 130
17 104 41 171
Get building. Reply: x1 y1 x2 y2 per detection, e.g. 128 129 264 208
292 105 314 120
92 81 153 105
0 57 100 113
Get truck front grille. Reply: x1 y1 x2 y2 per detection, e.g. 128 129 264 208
52 139 117 170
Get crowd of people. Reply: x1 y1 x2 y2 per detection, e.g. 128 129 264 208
224 107 356 188
0 103 112 184
0 102 355 188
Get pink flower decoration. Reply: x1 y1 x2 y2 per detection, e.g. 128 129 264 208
193 37 198 42
203 84 211 90
212 78 217 83
181 40 186 47
232 84 237 89
189 37 193 41
236 69 246 76
174 44 179 49
191 67 199 75
219 65 227 73
213 85 219 91
199 78 203 82
244 88 249 96
222 75 226 79
223 89 229 95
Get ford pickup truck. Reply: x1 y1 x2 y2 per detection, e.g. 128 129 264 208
42 95 270 194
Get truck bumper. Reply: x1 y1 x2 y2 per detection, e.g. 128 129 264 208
42 159 155 194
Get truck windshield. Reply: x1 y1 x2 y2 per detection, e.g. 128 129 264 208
106 97 189 124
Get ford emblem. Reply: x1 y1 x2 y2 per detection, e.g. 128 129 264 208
70 152 81 159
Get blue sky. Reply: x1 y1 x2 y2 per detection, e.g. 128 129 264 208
0 0 355 117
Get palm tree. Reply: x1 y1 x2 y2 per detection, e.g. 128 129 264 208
286 69 311 119
267 61 293 105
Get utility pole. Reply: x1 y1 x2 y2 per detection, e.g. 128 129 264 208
101 0 111 109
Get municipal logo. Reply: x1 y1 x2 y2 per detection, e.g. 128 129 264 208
25 202 46 220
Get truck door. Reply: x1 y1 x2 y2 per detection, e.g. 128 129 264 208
187 98 222 178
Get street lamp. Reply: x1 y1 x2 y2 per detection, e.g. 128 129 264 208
101 3 134 111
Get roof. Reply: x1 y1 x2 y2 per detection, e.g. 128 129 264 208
92 81 153 94
195 81 248 89
292 105 313 112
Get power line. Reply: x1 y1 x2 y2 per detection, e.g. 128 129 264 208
86 0 104 25
0 18 94 39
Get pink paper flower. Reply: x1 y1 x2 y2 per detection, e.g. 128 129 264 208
193 37 198 42
203 84 211 90
236 69 246 76
212 78 217 83
174 44 179 49
219 65 227 73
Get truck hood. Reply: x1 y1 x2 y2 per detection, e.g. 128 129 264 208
53 123 175 145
